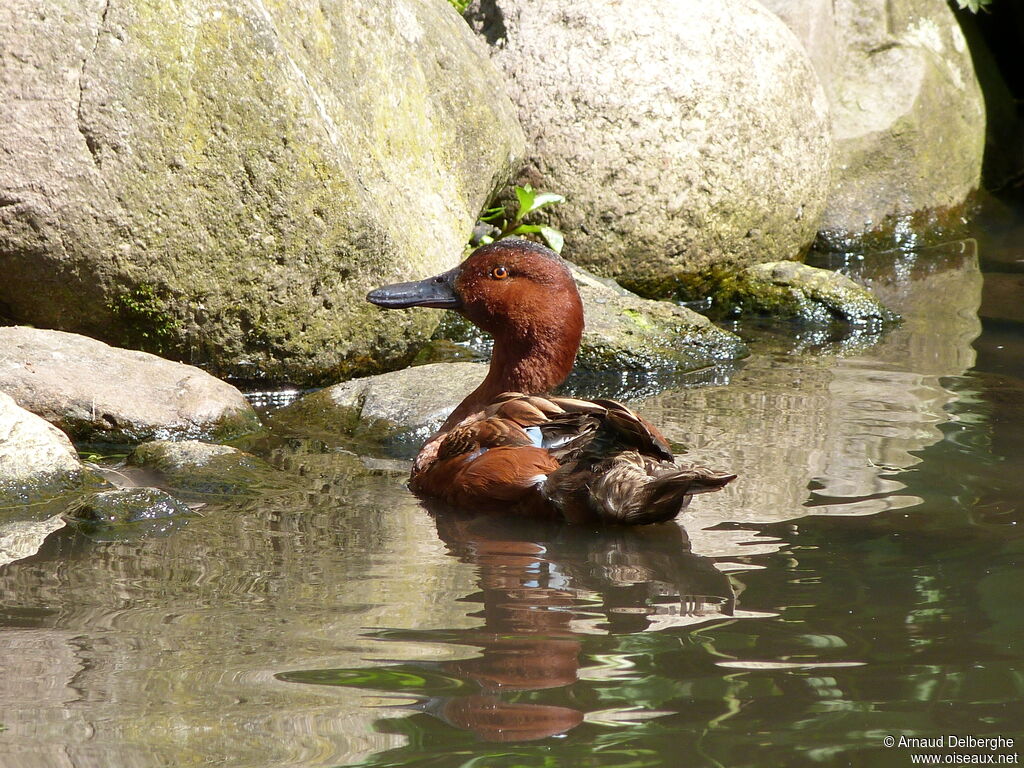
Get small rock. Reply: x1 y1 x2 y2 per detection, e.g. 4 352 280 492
127 440 289 499
63 487 193 525
0 327 260 443
0 391 91 509
273 362 486 444
717 261 898 326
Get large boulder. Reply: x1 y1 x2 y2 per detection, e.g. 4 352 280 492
0 0 524 384
0 391 90 509
464 0 832 290
0 327 260 443
761 0 985 249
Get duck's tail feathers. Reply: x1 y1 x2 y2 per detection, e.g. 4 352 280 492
590 457 736 525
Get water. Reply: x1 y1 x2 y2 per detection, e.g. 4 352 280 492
1 202 1023 767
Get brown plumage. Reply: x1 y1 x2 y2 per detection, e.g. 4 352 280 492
367 239 735 525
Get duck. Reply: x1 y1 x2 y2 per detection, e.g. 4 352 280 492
366 238 735 525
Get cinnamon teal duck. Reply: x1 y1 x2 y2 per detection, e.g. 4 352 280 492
366 239 735 525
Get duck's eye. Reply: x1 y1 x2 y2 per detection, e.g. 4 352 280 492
490 266 510 280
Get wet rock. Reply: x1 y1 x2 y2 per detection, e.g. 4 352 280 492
127 440 287 499
0 327 260 443
0 515 66 567
762 0 984 249
0 0 523 384
0 391 92 509
712 261 898 326
64 487 193 525
273 363 486 445
465 0 831 284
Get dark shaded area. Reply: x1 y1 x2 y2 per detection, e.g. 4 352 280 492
954 3 1024 188
462 0 508 46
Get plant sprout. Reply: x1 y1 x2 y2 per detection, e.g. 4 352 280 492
478 184 566 253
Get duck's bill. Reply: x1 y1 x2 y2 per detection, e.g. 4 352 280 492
366 267 461 310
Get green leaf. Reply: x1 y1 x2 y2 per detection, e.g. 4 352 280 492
529 192 565 211
480 204 506 224
540 226 564 253
509 224 544 235
513 184 535 222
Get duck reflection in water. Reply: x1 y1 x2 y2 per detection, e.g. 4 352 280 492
279 509 736 743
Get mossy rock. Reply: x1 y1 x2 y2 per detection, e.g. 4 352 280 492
717 261 899 326
0 0 524 385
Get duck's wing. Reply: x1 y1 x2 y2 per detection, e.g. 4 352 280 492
415 393 734 523
412 409 560 507
473 393 676 465
485 394 735 525
553 396 674 462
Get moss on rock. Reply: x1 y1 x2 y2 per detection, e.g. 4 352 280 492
715 262 898 326
0 0 524 385
128 440 292 499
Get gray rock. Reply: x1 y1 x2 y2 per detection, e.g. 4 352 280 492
465 0 832 286
571 265 748 371
274 362 486 442
127 439 289 498
0 391 91 509
0 326 260 443
719 261 898 326
0 0 524 384
64 487 193 525
761 0 984 248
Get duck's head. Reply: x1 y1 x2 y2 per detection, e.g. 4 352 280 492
367 239 583 345
367 239 584 398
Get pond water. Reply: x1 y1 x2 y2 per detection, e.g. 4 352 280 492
1 199 1023 767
